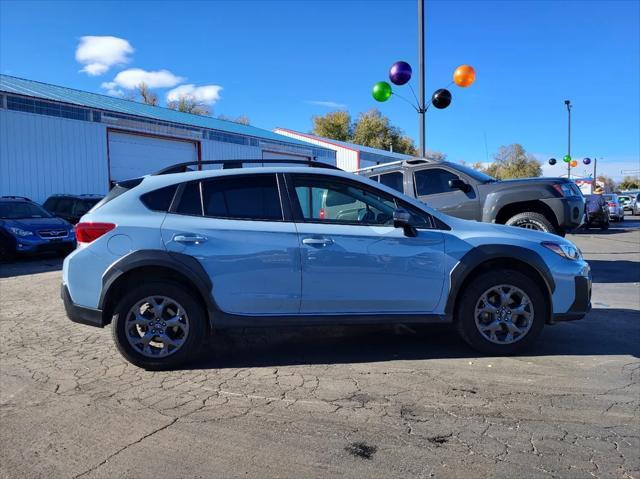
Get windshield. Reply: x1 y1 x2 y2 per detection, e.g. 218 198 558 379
449 162 496 183
603 195 615 201
0 201 53 219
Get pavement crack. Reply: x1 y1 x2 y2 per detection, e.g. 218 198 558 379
72 417 179 478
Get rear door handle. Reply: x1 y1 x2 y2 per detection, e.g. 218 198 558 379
173 234 207 244
302 237 334 247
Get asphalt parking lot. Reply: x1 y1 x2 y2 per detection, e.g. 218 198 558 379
1 219 639 479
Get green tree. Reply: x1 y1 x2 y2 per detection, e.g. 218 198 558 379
167 97 211 116
352 109 417 155
484 144 542 179
312 111 352 142
618 176 640 191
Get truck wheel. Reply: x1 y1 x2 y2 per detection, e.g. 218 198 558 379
111 282 206 370
455 269 546 355
505 212 556 234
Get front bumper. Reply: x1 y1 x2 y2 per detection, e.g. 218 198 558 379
16 237 76 254
61 284 105 328
543 197 585 231
552 275 592 322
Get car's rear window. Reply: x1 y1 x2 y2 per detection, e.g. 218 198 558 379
140 185 178 212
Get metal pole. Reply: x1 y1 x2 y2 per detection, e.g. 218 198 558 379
565 100 572 178
418 0 426 158
593 157 597 189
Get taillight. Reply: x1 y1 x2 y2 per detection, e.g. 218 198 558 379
607 202 616 207
75 222 116 243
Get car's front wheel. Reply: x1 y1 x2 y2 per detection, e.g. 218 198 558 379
111 282 206 370
455 269 547 355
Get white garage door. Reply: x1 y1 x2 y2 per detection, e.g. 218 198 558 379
109 131 198 182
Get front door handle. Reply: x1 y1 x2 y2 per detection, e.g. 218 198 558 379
173 234 207 244
302 237 334 247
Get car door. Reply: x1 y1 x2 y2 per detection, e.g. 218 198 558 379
286 173 445 314
413 167 480 219
161 173 301 315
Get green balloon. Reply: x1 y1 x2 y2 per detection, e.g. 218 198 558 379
563 155 571 163
372 81 392 102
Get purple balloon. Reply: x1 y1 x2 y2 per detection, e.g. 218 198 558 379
389 61 412 86
583 157 591 165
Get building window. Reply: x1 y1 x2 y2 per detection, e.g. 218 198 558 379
6 95 89 121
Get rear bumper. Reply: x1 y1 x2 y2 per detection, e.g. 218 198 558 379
61 284 105 328
552 275 592 322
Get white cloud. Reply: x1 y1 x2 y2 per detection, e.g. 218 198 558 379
105 68 185 89
76 36 133 76
166 84 223 105
306 100 347 109
100 81 124 97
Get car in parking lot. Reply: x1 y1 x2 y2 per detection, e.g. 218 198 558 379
356 159 584 236
43 194 103 224
618 195 632 214
633 193 640 215
0 196 76 261
603 194 624 221
62 159 592 369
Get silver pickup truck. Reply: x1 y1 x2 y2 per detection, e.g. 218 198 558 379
357 159 585 236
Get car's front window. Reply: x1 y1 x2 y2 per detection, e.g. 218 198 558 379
293 176 396 225
0 202 53 219
414 168 460 196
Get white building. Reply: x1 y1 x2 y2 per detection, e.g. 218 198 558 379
273 128 417 171
0 75 335 202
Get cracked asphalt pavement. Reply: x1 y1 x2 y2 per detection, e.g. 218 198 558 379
1 221 639 478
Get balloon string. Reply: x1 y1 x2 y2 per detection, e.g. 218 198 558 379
407 83 420 107
392 92 420 112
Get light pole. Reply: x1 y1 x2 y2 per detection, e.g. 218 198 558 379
564 99 572 178
418 0 426 158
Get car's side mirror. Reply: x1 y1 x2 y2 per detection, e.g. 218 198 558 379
393 208 417 237
449 178 470 192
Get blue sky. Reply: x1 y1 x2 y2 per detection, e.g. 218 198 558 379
1 0 638 179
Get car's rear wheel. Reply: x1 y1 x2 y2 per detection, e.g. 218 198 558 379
505 212 557 235
111 282 206 370
455 269 546 355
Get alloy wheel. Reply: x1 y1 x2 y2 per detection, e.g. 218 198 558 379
125 296 190 358
474 285 534 345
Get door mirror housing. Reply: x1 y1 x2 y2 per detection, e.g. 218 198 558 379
393 208 417 237
449 178 470 192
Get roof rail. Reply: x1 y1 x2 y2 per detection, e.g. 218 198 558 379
0 195 32 201
153 158 341 176
353 158 432 174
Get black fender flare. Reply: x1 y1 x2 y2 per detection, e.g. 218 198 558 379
444 244 555 317
99 250 216 322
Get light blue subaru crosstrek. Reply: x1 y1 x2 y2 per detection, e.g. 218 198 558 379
62 160 591 370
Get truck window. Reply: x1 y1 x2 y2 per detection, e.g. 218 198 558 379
379 172 404 193
414 168 460 196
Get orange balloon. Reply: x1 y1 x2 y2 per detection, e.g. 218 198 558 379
453 65 476 87
570 160 578 167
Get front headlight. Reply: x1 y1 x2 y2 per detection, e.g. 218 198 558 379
542 241 581 260
8 227 34 237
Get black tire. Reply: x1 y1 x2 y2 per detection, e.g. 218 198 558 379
455 269 547 355
111 282 207 370
620 214 624 222
600 221 609 231
505 212 557 234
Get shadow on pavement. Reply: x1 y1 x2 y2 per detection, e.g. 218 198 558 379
0 256 63 278
185 308 640 370
588 259 640 283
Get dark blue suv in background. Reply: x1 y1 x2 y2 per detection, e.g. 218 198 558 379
0 197 76 261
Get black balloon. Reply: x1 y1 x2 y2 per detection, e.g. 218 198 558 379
431 89 452 109
548 158 557 165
